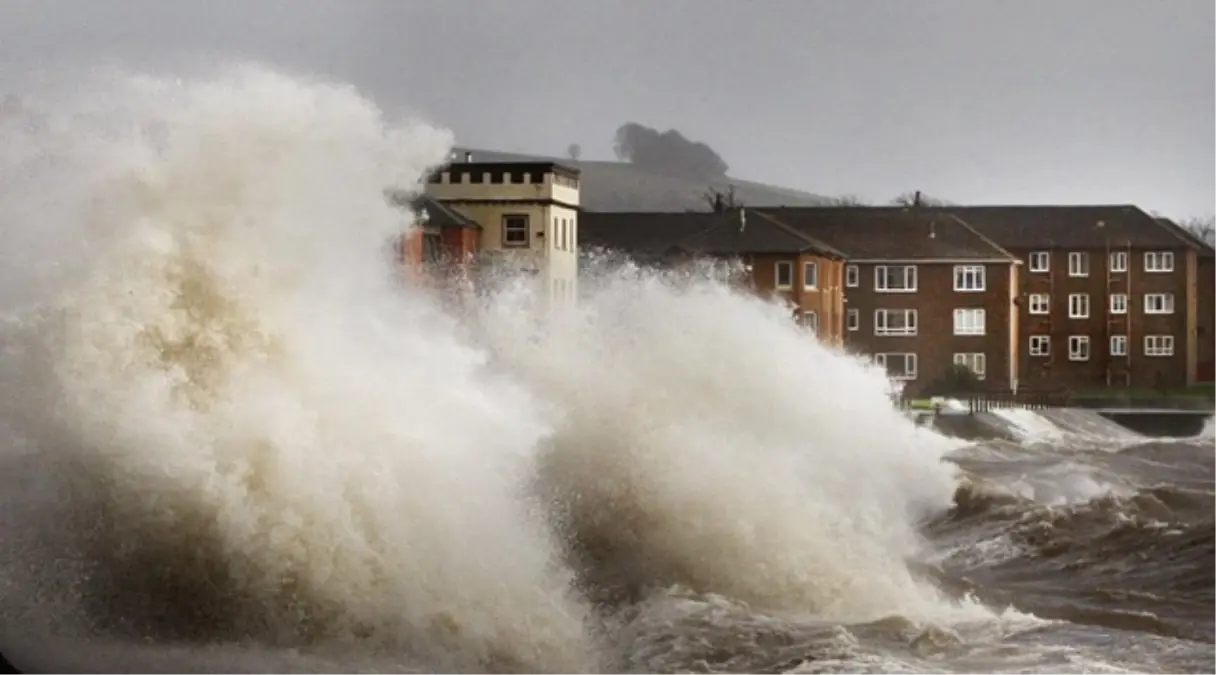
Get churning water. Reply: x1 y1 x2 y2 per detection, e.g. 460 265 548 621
0 66 1212 674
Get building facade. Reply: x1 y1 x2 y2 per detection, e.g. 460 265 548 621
946 206 1206 391
419 159 581 306
751 207 1021 396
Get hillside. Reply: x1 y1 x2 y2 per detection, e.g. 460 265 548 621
450 147 829 212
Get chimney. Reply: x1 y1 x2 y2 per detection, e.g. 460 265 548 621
464 151 473 163
913 190 922 208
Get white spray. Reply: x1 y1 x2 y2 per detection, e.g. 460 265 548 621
0 64 980 673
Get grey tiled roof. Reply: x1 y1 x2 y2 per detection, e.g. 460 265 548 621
753 206 1014 260
942 205 1182 249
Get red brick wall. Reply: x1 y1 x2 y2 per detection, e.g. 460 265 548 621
1012 246 1192 391
843 262 1016 395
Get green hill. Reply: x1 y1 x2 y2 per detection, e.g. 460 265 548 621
450 147 829 212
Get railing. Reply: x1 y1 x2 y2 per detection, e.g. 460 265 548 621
965 389 1070 413
896 388 1072 414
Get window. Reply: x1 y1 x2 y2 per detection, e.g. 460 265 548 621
1068 293 1090 319
1068 252 1089 277
847 308 859 331
875 265 917 292
953 265 986 292
1110 335 1127 356
1028 293 1050 315
1144 293 1174 314
421 232 443 264
1029 335 1051 356
845 264 859 287
875 353 917 380
803 261 818 289
502 214 530 247
1068 335 1091 361
1144 251 1174 273
953 308 986 335
803 310 819 336
953 353 987 379
874 309 917 336
775 261 793 289
1109 251 1127 273
1109 293 1127 314
1028 251 1050 273
1144 335 1174 357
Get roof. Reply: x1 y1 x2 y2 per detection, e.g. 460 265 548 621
940 205 1187 249
400 193 480 229
578 209 844 259
752 206 1016 261
428 159 581 184
1154 217 1215 259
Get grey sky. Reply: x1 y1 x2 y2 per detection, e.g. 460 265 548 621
1 0 1211 216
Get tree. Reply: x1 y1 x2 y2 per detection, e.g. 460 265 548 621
1179 215 1215 246
613 122 729 179
702 185 741 213
566 143 582 161
922 363 984 397
890 191 951 207
821 194 868 206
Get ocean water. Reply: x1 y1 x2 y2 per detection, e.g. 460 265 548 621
0 65 1212 674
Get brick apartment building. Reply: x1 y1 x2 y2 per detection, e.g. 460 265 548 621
944 206 1210 390
752 207 1020 394
580 209 850 345
583 206 1021 395
1155 217 1216 382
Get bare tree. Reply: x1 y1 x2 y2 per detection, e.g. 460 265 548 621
702 184 741 213
890 190 951 207
1179 215 1216 246
566 143 582 161
821 194 867 206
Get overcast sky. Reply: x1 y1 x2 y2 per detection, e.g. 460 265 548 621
1 0 1211 216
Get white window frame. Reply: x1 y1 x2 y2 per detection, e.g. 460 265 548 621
953 265 986 292
874 265 917 293
1028 251 1050 273
1110 335 1127 356
775 261 793 290
1109 251 1128 273
1068 293 1090 319
1068 251 1089 277
845 264 859 288
874 309 918 336
502 214 530 247
1028 293 1050 315
953 352 987 379
1068 335 1091 361
1029 335 1051 357
1144 293 1174 314
803 261 818 290
803 310 819 336
1144 251 1175 273
1144 335 1174 357
1109 293 1127 314
847 308 859 331
875 352 918 380
953 308 986 336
